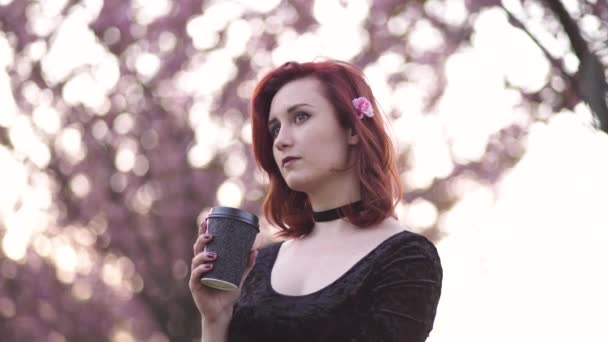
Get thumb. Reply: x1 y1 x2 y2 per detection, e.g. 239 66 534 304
198 219 207 236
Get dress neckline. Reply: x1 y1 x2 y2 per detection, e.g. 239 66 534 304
267 230 410 298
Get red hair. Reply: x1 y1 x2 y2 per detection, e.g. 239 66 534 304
250 60 403 239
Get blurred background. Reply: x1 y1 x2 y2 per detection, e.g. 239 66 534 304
1 0 607 341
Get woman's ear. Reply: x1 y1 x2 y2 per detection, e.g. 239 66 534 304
347 128 359 145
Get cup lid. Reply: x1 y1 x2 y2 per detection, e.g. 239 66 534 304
207 207 259 230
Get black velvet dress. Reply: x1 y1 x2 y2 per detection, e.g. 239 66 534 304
227 230 442 342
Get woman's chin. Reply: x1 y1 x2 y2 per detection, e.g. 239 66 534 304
283 176 311 193
284 181 306 193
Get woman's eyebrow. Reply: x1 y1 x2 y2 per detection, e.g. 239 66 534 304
268 103 312 126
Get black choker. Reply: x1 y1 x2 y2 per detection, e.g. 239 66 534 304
312 201 364 222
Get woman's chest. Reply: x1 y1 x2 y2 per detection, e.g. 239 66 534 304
271 248 367 296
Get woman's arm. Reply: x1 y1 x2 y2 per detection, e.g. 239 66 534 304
191 220 258 342
354 236 443 342
200 313 232 342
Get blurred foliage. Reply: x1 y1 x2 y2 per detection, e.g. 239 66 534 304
0 0 606 341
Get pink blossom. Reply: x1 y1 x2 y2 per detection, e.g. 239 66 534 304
352 97 374 119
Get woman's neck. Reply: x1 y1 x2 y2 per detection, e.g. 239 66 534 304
306 182 361 212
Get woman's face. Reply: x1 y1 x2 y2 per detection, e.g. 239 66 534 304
267 77 359 193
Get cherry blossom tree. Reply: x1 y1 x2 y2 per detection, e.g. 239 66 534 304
0 0 605 340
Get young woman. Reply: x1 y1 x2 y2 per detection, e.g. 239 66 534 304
189 60 442 342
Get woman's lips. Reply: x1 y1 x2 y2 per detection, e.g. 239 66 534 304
282 157 300 167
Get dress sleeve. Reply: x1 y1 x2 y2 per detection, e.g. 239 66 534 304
353 236 443 342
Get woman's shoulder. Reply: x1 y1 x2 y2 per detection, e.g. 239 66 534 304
386 228 438 251
370 228 442 278
368 219 439 259
380 228 439 257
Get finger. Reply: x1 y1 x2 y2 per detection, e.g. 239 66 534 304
191 251 217 267
193 233 212 255
189 263 214 288
239 249 258 288
198 219 208 236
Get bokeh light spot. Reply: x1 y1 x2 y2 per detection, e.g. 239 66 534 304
172 259 188 279
72 279 93 301
112 329 136 342
224 151 247 177
0 297 16 318
216 180 243 208
403 198 439 230
69 174 91 198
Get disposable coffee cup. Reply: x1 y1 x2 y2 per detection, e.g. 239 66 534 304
201 207 259 291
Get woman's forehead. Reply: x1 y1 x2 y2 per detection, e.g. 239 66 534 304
269 78 325 115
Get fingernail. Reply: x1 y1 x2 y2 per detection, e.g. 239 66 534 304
204 264 212 269
203 234 212 240
207 252 216 259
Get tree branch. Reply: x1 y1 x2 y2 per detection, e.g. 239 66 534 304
500 1 608 133
500 4 579 93
542 0 608 132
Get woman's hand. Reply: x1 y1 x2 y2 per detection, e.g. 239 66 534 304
189 219 258 323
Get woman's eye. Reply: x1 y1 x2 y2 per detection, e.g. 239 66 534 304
269 112 308 138
295 112 310 123
270 126 280 138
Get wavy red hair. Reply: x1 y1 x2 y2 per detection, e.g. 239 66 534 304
250 60 403 239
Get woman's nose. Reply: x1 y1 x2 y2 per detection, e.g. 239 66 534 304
273 127 293 150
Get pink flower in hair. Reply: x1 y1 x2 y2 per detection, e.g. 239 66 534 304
352 97 374 119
